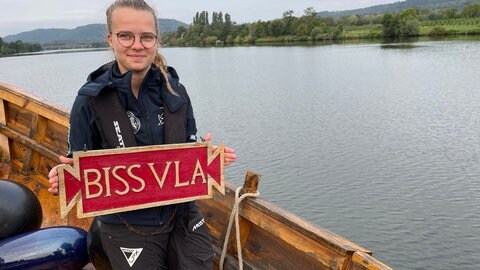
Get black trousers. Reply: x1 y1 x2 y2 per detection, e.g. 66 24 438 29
98 204 213 270
168 203 214 270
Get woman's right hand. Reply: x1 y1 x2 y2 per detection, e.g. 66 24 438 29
47 156 73 194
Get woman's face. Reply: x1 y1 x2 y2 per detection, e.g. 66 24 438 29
107 7 158 76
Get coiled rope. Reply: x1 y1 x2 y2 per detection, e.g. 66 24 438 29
219 186 260 270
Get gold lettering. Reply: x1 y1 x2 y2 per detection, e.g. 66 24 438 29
174 161 189 187
191 159 206 184
103 167 111 197
112 166 129 195
84 169 103 199
148 162 171 189
128 164 145 192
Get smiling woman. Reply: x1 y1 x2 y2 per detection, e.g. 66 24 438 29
44 0 236 269
106 6 158 84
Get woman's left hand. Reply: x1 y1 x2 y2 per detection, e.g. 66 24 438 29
203 132 237 166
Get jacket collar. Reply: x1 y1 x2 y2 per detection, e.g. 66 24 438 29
78 61 186 112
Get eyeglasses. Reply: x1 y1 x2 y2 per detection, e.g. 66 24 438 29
111 31 158 49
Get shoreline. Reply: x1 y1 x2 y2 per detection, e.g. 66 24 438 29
1 35 479 58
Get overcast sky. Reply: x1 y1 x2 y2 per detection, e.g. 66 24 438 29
0 0 402 37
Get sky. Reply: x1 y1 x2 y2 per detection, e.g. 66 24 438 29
0 0 402 37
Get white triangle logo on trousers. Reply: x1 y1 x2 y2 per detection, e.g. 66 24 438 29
120 247 143 267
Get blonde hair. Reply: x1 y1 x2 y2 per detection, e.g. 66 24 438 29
106 0 176 95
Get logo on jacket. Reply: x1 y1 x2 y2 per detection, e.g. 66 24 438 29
127 111 141 134
158 109 164 126
113 121 125 148
120 247 143 267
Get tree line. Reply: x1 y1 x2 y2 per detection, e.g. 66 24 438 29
162 3 480 46
0 37 42 56
2 3 479 52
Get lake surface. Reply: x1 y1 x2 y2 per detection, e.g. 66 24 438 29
1 40 479 270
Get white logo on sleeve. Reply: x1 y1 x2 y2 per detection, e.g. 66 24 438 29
120 247 143 267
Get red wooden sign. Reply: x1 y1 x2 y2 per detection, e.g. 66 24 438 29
58 142 225 218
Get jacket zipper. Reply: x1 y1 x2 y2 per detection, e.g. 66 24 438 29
136 93 154 145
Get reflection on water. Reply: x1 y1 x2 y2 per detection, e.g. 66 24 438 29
1 40 480 270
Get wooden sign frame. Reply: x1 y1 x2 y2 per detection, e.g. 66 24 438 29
58 142 225 218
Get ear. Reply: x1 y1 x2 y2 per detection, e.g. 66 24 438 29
107 33 114 48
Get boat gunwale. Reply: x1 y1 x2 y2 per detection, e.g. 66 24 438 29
0 81 70 127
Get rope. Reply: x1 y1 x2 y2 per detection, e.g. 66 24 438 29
219 186 260 270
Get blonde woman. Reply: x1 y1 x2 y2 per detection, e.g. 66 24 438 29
48 0 236 269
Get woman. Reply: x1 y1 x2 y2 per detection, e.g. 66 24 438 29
47 0 236 269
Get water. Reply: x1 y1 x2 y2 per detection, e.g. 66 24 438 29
1 40 479 270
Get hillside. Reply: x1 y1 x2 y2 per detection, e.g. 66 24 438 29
3 19 188 45
318 0 480 18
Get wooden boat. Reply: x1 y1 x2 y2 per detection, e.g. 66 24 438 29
0 81 393 270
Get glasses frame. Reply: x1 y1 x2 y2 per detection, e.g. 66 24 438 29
110 31 159 49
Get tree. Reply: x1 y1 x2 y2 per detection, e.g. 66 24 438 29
430 26 447 36
303 7 317 18
461 3 480 18
440 8 458 19
382 13 398 37
346 15 359 25
269 19 286 36
381 9 420 38
282 10 294 19
296 23 308 36
397 8 420 37
176 26 187 39
225 13 232 26
359 14 375 25
254 21 268 37
194 11 209 25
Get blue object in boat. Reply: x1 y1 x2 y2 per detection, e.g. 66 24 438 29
0 226 89 269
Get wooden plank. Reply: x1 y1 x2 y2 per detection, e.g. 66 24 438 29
227 172 259 254
212 245 256 270
0 162 12 179
0 81 69 127
227 217 253 255
21 112 37 173
31 115 49 170
0 99 10 161
10 140 28 168
42 119 69 155
198 199 230 245
245 225 343 269
22 113 48 174
0 123 60 162
346 251 393 270
4 101 34 136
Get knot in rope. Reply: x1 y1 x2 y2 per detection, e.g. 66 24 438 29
219 186 260 270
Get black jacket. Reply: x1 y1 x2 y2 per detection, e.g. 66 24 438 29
68 62 197 225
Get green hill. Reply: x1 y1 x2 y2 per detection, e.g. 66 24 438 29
318 0 480 18
3 19 188 45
